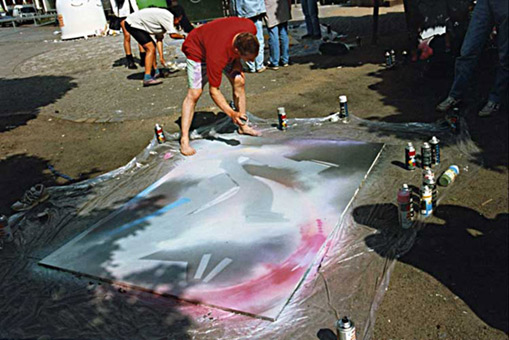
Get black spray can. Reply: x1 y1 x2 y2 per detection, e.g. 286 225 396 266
429 136 440 167
385 51 393 68
338 95 349 120
421 142 432 169
402 50 409 64
390 49 396 65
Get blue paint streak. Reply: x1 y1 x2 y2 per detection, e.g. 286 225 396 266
108 197 190 237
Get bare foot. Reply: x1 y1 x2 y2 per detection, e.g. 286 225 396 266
238 124 262 136
180 139 196 156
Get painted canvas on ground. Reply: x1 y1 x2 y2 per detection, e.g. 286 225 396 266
40 136 383 320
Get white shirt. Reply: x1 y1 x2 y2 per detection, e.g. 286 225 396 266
109 0 139 18
126 8 177 35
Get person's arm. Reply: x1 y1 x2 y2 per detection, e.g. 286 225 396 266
209 86 246 125
169 32 186 39
155 34 166 66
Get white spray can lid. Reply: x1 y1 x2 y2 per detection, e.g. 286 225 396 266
277 107 286 114
339 95 348 103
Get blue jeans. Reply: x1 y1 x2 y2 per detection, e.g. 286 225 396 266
449 0 508 104
268 22 289 66
246 17 265 71
301 0 320 37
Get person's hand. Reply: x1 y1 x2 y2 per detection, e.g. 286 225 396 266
159 58 166 67
231 111 248 126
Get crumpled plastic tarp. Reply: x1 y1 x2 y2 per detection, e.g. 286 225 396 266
0 112 480 340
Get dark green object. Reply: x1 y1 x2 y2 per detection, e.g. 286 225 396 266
135 0 226 21
178 0 226 22
136 0 167 9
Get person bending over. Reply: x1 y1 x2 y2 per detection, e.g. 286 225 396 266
179 17 262 156
124 6 186 86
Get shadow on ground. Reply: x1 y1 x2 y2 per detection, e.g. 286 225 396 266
0 188 194 338
290 11 507 171
0 76 77 132
354 203 508 333
0 154 100 215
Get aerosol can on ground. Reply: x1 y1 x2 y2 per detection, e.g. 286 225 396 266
336 316 356 340
154 124 166 144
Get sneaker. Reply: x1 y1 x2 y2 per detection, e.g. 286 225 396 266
143 78 163 87
256 66 267 73
478 101 500 117
11 184 50 212
281 62 289 67
266 62 279 70
436 96 461 112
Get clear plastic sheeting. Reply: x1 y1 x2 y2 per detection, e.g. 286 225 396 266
0 113 481 340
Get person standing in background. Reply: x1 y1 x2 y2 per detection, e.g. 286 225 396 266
264 0 291 69
109 0 145 69
436 0 507 117
232 0 267 73
301 0 321 39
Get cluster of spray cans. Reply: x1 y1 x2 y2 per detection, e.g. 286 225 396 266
399 136 460 228
385 49 410 68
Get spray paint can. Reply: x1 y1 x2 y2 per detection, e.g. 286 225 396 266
0 215 13 243
438 165 460 187
402 50 409 64
420 185 433 217
390 49 396 65
154 124 166 144
336 316 356 340
423 169 438 209
429 136 440 167
421 142 432 169
397 184 414 229
405 142 417 170
277 107 288 130
338 95 349 120
385 51 393 68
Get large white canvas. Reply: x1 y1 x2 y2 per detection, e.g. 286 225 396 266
40 136 383 320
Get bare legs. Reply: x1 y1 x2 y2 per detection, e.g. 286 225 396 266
142 42 156 78
180 88 203 156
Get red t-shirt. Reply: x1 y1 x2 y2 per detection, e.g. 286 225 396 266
182 17 256 88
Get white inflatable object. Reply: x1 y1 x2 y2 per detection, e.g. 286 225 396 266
56 0 107 40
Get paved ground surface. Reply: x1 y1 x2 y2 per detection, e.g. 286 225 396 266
0 4 507 339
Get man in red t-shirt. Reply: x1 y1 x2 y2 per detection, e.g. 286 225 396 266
180 17 262 156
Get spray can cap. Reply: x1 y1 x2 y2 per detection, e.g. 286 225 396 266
429 136 440 144
338 316 353 329
422 142 430 148
155 123 161 129
277 107 286 114
339 95 347 103
402 183 409 190
407 142 414 147
422 185 431 194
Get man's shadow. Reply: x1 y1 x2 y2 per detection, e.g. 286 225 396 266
174 111 241 147
353 203 508 333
